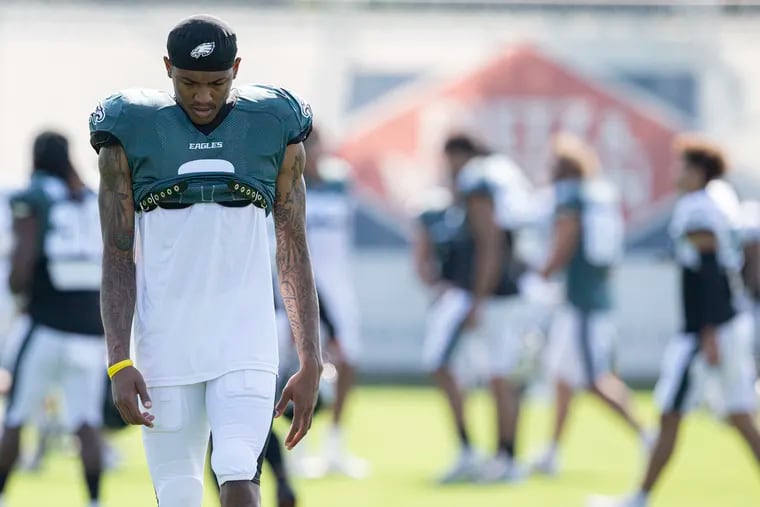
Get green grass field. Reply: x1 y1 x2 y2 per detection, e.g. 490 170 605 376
3 387 759 507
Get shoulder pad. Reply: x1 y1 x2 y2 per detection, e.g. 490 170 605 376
236 84 313 145
89 89 173 148
457 157 494 197
707 179 742 226
670 190 719 238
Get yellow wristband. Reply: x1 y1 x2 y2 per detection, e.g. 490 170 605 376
107 359 134 379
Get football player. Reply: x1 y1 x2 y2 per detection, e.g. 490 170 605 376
0 131 105 507
90 16 321 507
590 137 760 507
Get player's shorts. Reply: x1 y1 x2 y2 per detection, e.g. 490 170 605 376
544 305 615 389
5 321 106 431
421 286 531 378
315 278 361 364
142 369 276 507
655 312 757 415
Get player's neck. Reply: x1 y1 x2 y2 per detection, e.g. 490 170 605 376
189 100 235 135
178 91 238 135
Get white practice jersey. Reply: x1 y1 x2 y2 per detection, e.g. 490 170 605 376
457 154 536 230
670 179 744 272
305 157 354 285
134 205 278 387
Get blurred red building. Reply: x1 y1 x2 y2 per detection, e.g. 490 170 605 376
338 45 684 231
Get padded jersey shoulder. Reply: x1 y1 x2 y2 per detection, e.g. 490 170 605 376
235 84 313 145
89 89 175 152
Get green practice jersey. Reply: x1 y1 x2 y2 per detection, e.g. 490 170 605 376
89 85 312 213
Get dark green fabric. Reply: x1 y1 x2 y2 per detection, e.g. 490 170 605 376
89 85 312 213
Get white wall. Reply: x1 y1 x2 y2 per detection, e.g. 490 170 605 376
354 250 680 382
0 3 757 186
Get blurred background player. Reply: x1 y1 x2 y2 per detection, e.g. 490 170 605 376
301 128 368 477
0 189 19 364
532 134 650 476
591 137 760 507
415 134 534 483
740 199 760 345
0 131 105 507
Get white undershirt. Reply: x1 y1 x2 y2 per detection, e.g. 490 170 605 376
134 204 278 387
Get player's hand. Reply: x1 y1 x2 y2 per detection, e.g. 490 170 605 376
274 358 322 450
463 301 484 330
110 366 155 428
700 327 720 366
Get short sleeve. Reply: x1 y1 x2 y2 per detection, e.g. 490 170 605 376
88 93 125 153
9 188 45 220
277 88 313 145
670 192 719 240
554 180 583 216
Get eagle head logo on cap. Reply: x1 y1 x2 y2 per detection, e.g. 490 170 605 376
190 42 215 59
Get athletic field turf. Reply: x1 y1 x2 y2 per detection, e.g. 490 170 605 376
3 387 759 506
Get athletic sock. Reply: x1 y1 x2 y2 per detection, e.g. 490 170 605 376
457 424 471 448
0 472 9 494
498 439 515 459
634 490 649 503
265 431 287 481
85 470 101 502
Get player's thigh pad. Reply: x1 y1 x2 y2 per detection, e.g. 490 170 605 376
318 281 362 363
0 314 31 370
142 383 209 507
421 287 471 373
5 324 61 428
207 369 276 485
481 296 525 378
60 333 107 431
717 313 758 414
654 333 702 414
586 311 615 384
544 306 584 388
544 307 614 389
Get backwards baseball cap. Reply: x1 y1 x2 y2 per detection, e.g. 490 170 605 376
167 15 237 72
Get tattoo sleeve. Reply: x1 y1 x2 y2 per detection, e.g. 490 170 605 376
274 143 321 366
97 144 136 365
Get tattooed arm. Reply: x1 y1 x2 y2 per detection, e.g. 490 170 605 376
98 143 153 427
273 142 322 449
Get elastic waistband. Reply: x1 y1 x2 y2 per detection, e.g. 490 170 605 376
137 177 270 214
